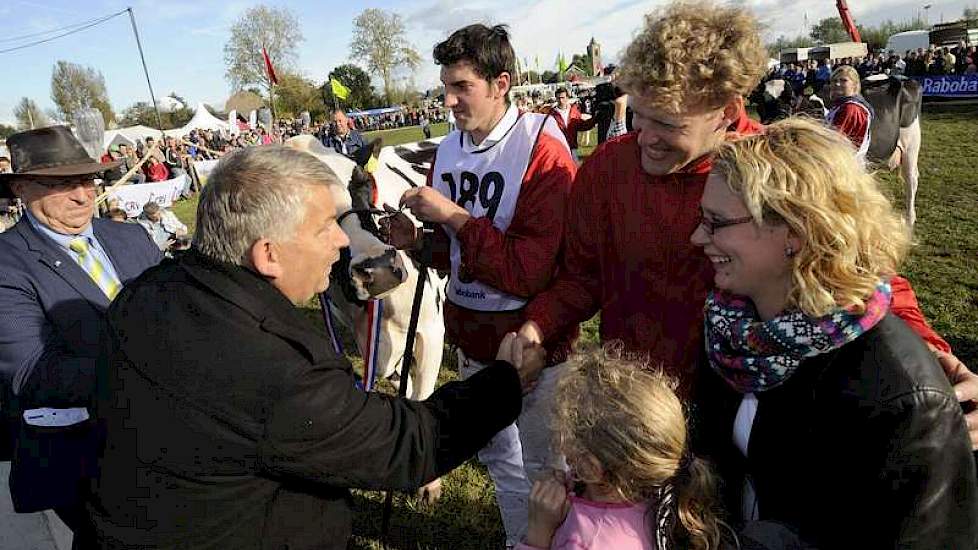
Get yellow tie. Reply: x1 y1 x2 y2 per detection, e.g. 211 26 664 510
69 238 121 299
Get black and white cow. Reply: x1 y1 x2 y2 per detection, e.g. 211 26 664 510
285 135 447 401
765 75 923 227
860 75 923 228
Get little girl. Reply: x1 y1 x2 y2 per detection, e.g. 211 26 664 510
517 345 727 550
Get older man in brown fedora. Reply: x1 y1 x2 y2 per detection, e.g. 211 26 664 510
0 126 161 546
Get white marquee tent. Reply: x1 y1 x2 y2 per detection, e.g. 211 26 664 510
176 103 229 134
101 103 229 149
102 125 164 149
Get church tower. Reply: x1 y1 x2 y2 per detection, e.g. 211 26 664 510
587 37 603 76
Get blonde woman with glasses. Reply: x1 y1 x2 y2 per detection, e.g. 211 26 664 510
691 118 977 549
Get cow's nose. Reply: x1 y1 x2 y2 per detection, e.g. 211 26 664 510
351 250 408 299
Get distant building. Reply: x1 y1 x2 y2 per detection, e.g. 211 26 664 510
588 37 603 77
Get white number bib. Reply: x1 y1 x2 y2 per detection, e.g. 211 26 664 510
432 112 567 311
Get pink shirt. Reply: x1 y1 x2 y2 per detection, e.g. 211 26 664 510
516 496 655 550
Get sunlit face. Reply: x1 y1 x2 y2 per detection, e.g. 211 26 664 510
441 61 509 139
690 172 794 319
630 97 731 176
830 74 859 100
11 176 96 235
332 112 349 134
556 91 570 109
271 184 350 304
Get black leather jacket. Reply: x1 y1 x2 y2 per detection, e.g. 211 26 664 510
694 314 978 549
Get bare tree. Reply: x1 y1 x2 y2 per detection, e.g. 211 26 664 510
13 97 49 130
224 5 303 104
50 61 114 125
350 8 421 104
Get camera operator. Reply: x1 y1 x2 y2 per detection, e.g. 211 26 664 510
592 80 632 144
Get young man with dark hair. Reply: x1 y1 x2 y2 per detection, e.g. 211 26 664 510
383 23 577 548
546 87 597 159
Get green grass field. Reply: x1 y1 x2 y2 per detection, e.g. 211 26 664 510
171 109 978 549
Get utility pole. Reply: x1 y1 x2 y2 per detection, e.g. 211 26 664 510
127 7 165 133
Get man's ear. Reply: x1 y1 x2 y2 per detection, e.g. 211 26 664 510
248 238 283 280
493 72 512 100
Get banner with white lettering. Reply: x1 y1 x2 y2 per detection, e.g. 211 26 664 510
108 175 190 217
912 75 978 98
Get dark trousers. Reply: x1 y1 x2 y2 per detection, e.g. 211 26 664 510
55 504 96 550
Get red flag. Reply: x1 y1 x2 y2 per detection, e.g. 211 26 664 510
261 46 279 85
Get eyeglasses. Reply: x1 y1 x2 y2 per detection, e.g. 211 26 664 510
698 215 754 235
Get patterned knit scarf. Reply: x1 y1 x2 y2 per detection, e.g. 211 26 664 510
704 282 891 393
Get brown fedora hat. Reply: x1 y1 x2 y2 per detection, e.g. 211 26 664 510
0 126 122 183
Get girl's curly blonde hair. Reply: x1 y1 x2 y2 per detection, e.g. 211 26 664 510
553 343 727 550
618 1 768 113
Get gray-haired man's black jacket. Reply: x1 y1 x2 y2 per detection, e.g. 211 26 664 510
88 251 521 549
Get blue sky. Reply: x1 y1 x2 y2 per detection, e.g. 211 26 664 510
1 0 973 126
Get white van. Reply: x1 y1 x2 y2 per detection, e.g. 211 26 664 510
885 30 931 54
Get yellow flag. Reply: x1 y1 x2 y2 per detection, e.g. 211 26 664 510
330 77 350 101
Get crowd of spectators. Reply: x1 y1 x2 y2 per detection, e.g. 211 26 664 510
763 40 976 98
899 41 977 76
344 106 447 132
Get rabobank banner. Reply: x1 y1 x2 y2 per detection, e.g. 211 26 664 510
913 75 978 98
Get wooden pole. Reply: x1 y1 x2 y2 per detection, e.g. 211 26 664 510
95 143 161 205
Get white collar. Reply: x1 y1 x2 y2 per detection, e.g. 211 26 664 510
463 103 519 153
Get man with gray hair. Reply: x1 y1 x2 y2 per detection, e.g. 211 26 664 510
88 145 542 549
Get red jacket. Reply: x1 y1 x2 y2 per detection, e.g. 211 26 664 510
546 104 598 150
830 102 870 149
428 130 578 364
526 113 948 396
145 162 170 182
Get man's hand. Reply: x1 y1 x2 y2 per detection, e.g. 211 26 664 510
523 475 571 549
378 204 419 250
934 348 978 450
498 332 546 393
399 187 471 231
515 321 547 393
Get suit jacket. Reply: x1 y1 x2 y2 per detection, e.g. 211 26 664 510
88 252 522 549
0 216 161 512
693 314 978 549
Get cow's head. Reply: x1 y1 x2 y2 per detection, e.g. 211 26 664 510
284 135 408 301
861 75 923 162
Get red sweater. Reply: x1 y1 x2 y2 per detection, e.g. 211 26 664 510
526 115 948 395
145 162 170 182
429 131 578 364
546 104 598 150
